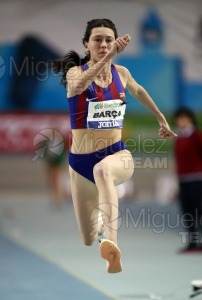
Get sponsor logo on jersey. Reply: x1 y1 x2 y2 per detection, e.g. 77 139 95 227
119 92 126 101
86 97 98 101
94 102 122 110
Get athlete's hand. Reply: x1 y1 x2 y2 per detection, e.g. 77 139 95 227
115 34 131 54
109 34 131 58
158 114 177 139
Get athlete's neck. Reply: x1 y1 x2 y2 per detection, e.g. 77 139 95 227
87 58 111 75
87 59 112 82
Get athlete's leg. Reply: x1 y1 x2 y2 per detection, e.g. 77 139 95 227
69 165 99 246
93 149 134 244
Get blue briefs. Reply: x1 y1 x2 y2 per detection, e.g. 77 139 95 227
68 140 127 184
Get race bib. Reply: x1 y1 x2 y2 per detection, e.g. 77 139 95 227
87 99 126 130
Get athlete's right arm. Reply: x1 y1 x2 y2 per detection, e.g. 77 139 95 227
66 57 112 98
66 34 131 97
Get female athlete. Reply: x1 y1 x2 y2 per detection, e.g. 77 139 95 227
50 18 176 273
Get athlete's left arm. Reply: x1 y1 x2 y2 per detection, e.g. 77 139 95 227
123 67 177 138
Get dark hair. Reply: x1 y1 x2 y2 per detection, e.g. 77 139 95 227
173 107 197 127
49 19 118 87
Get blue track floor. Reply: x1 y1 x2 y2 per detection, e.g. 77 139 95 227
0 199 202 300
0 235 111 300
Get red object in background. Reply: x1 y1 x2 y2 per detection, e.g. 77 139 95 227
174 130 202 176
0 113 71 153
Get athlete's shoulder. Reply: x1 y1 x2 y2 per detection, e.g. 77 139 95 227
113 64 131 78
66 65 83 80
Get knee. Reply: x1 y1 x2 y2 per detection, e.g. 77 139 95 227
93 162 111 183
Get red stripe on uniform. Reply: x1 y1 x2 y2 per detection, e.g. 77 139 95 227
112 64 126 92
110 80 120 99
94 83 105 101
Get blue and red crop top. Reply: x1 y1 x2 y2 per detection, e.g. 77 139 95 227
67 63 126 130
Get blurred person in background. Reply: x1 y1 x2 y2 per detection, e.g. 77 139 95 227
174 107 202 253
44 135 71 207
44 145 70 207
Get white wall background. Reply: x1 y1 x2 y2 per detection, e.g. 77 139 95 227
0 0 202 81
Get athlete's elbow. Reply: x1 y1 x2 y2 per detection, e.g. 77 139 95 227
136 84 145 97
130 84 143 99
133 85 147 100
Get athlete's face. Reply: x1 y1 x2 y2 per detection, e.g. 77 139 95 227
85 27 115 61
